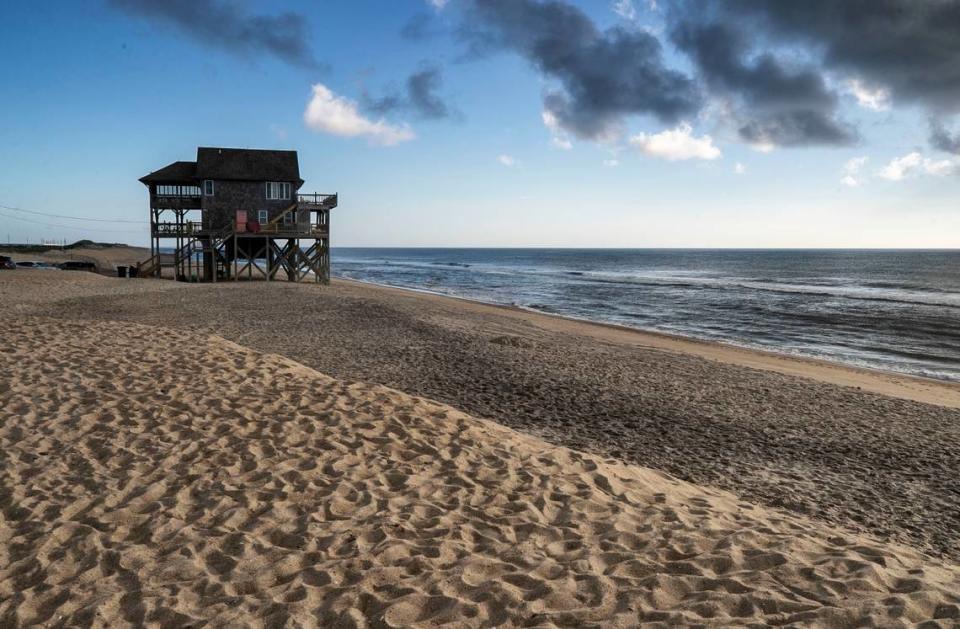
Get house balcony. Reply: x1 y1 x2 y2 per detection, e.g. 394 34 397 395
150 184 203 210
240 222 329 238
153 220 328 239
152 221 203 237
297 193 338 211
150 194 203 210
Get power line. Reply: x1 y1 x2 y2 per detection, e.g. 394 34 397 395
0 203 146 224
0 210 144 233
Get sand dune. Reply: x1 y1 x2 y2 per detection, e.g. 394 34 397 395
0 269 182 314
0 245 150 274
2 316 958 626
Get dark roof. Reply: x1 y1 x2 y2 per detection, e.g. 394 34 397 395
138 161 197 185
195 147 302 185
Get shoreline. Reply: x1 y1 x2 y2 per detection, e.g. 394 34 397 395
333 276 960 409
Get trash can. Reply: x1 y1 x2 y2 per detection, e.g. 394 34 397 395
128 266 138 278
117 266 128 278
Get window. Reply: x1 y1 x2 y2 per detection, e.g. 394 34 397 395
265 181 290 200
204 180 214 196
283 209 297 225
156 184 201 197
257 210 269 224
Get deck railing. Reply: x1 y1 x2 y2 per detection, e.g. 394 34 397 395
150 194 202 210
153 221 203 236
298 193 338 208
257 222 327 236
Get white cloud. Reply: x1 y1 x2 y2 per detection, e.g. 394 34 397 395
629 124 722 161
612 0 637 20
840 176 859 187
734 162 746 175
923 157 956 177
878 153 920 181
846 79 891 112
542 109 560 131
603 159 620 167
877 152 957 181
542 109 573 150
498 154 516 167
845 156 868 171
841 156 868 187
303 83 414 146
427 0 448 9
750 140 776 153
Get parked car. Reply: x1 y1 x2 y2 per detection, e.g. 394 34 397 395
15 261 39 268
0 255 15 270
58 261 97 272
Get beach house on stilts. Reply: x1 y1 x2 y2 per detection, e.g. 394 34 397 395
136 147 337 283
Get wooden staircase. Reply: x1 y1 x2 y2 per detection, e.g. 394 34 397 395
136 252 175 278
137 254 160 278
260 202 298 234
137 225 233 282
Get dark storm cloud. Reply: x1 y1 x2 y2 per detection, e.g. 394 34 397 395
455 0 960 149
670 21 855 147
363 67 452 120
407 68 450 119
108 0 322 70
930 120 960 155
706 0 960 113
738 111 856 148
401 13 440 41
363 92 404 117
460 0 702 140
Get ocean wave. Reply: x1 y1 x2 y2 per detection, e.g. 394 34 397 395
553 271 960 309
332 250 960 382
430 261 471 268
340 258 960 309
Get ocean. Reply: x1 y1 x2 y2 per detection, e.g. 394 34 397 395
332 248 960 382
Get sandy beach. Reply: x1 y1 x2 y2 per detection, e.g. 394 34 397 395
8 0 960 624
2 271 960 626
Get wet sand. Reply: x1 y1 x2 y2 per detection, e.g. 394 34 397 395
336 278 960 409
2 271 960 625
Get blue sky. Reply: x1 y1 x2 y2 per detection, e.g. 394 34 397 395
1 0 959 248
